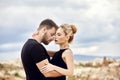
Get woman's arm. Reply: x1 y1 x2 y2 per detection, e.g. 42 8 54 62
41 49 74 76
54 49 74 76
47 50 57 57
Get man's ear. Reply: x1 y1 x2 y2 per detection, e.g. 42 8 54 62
42 27 47 33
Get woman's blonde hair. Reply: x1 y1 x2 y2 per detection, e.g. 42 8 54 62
60 24 77 43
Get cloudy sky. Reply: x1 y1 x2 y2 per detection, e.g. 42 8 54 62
0 0 120 60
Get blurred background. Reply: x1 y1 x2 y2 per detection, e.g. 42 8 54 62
0 0 120 61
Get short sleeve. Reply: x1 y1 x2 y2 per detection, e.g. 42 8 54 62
30 44 47 63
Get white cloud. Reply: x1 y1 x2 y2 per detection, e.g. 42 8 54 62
0 42 24 51
71 42 120 56
94 42 120 56
71 46 98 55
0 0 120 60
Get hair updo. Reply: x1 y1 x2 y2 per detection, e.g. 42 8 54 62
60 24 77 43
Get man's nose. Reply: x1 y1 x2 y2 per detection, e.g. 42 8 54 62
50 36 55 41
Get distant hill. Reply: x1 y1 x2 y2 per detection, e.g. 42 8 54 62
74 54 120 61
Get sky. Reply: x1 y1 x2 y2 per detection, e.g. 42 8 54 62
0 0 120 60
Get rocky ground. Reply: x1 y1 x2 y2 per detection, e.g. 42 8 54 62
0 59 25 80
0 57 120 80
72 57 120 80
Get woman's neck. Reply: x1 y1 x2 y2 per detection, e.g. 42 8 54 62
60 42 69 49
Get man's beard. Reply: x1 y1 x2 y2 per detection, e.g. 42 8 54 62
42 33 49 45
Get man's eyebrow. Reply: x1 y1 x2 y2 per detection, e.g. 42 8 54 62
51 33 55 36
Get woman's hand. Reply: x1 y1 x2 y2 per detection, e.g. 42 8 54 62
41 63 55 74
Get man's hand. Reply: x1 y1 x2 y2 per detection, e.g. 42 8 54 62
41 63 55 74
36 59 62 77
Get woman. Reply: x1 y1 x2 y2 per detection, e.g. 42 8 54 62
41 24 77 80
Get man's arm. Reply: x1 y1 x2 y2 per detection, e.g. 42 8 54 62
36 59 63 77
47 50 57 57
40 49 74 76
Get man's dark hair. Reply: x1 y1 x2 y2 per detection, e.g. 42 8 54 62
38 19 58 30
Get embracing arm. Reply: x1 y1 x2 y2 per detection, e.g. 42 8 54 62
53 50 74 76
41 49 74 76
36 59 63 77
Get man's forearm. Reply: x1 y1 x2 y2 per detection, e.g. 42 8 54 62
44 70 63 77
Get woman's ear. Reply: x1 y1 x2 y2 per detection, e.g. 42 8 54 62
66 35 70 41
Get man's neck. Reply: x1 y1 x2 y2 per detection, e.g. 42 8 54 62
32 36 42 43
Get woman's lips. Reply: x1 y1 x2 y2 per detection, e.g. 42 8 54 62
55 40 57 42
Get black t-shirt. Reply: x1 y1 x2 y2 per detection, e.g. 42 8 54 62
21 39 50 80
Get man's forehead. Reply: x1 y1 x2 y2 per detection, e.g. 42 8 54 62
49 27 56 31
47 27 56 33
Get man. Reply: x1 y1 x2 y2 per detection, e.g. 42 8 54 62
21 19 62 80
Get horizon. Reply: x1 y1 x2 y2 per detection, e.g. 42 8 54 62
0 52 119 61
